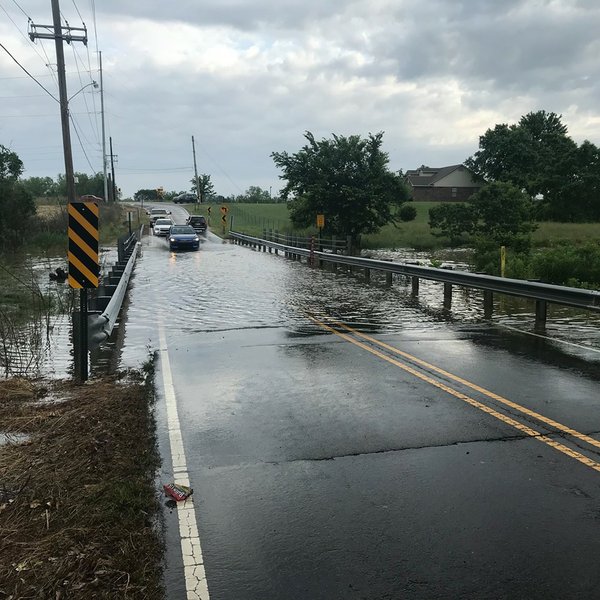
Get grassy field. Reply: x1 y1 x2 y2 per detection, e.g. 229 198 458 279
27 201 138 253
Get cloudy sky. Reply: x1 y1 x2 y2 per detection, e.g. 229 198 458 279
1 0 600 198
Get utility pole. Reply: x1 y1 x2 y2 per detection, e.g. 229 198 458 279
192 135 200 203
30 0 91 383
99 51 108 202
109 136 117 202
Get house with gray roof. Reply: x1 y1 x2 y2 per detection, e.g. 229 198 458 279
404 164 483 201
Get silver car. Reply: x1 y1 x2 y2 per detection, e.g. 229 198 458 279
153 218 174 236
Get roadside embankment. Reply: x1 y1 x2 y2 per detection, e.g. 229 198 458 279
0 371 164 599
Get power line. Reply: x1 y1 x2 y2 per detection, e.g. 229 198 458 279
71 44 100 144
69 113 96 173
0 70 94 80
71 0 84 22
0 1 59 88
0 42 59 102
10 0 30 19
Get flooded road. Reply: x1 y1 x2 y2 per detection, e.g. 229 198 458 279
119 221 600 600
119 223 600 599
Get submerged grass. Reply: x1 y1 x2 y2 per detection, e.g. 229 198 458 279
0 373 164 599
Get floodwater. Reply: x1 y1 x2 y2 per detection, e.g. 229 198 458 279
1 235 598 379
0 248 117 378
119 232 600 372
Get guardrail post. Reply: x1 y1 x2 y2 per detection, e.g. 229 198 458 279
346 235 352 255
535 300 547 329
365 267 370 282
444 283 453 308
484 290 493 319
411 276 419 296
386 271 393 286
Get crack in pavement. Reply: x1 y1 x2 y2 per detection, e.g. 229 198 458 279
262 432 546 465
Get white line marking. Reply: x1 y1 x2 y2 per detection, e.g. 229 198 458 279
159 322 210 600
498 323 600 354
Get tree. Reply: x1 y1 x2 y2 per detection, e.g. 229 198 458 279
235 186 271 203
429 203 476 243
465 111 593 219
429 182 535 247
134 189 159 202
190 174 215 203
548 140 600 221
57 172 104 198
471 181 536 246
0 145 36 246
19 176 57 198
272 132 410 243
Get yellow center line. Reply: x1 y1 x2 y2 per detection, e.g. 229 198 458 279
329 319 600 452
306 314 600 474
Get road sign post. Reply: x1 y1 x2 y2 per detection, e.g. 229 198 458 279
221 205 228 235
68 201 99 382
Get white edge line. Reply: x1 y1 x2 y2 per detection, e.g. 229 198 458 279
159 322 210 600
498 323 600 354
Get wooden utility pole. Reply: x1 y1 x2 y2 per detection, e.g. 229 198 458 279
110 136 117 201
100 52 108 202
30 0 91 382
192 135 200 203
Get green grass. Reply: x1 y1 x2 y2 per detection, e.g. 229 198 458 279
184 201 600 250
533 221 600 246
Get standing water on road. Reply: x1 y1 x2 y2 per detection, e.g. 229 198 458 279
120 233 600 370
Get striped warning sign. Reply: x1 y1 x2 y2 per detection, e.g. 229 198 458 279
68 201 99 289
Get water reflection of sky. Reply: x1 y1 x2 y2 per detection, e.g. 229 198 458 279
2 239 598 378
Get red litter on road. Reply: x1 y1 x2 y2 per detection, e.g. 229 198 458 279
163 483 193 502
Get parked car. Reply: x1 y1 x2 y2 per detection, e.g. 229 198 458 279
169 225 200 251
186 215 207 234
173 193 197 204
153 218 174 236
149 207 170 225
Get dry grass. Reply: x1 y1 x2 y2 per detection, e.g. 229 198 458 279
0 375 163 599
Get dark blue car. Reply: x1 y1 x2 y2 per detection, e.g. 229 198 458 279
169 225 199 251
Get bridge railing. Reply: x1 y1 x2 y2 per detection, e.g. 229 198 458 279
260 229 348 254
230 230 600 326
87 225 143 348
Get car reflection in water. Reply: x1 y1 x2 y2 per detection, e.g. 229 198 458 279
169 225 200 251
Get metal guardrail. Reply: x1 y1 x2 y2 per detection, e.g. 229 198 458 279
261 230 348 253
230 231 600 315
88 225 143 347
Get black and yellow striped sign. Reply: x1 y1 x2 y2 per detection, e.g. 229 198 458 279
68 201 99 289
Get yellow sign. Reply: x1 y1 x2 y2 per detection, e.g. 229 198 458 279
221 205 228 214
316 214 325 229
68 201 99 289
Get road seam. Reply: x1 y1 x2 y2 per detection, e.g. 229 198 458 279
159 322 210 600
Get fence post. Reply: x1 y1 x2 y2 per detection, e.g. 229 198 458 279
411 276 419 296
535 300 547 330
444 283 453 309
483 290 493 319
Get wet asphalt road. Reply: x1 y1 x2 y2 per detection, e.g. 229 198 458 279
120 208 600 599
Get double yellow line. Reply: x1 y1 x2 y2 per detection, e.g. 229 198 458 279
307 313 600 474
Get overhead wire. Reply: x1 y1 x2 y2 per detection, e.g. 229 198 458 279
70 113 97 173
0 42 59 102
0 1 59 89
71 43 100 144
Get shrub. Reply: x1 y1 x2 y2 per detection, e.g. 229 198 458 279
399 204 417 222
